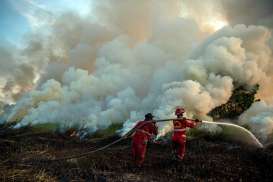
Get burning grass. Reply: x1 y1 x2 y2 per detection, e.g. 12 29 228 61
0 124 273 182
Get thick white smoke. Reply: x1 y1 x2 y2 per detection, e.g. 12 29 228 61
239 101 273 142
181 0 273 30
0 42 37 105
1 1 273 142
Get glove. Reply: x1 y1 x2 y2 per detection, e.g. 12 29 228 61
150 134 156 141
150 135 161 144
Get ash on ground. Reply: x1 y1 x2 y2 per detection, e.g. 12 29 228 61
1 126 273 182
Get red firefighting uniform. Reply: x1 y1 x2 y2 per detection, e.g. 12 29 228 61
132 120 158 166
172 118 197 160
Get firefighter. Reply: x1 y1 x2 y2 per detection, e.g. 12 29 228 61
131 113 158 167
172 107 201 160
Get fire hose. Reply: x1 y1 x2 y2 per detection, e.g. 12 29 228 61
40 118 263 162
43 119 176 162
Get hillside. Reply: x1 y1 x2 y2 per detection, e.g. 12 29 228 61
1 84 271 181
1 126 273 182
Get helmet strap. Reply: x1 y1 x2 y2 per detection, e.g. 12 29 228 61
177 114 183 118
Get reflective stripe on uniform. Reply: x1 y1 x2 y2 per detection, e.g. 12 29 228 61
174 128 186 132
136 129 152 136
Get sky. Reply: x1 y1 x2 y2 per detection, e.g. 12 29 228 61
3 0 272 46
0 0 91 45
0 0 30 44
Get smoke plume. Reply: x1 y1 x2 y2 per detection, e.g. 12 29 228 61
0 0 273 141
0 41 36 105
239 101 273 142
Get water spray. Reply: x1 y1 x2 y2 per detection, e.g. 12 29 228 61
32 118 263 162
153 119 263 148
